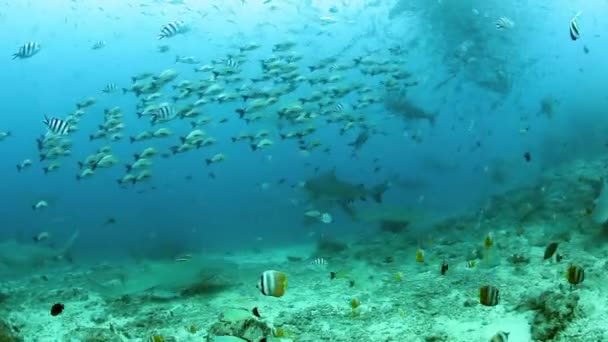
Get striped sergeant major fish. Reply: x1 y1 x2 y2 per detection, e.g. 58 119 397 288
151 105 176 124
569 11 582 41
334 102 346 112
43 116 70 136
13 42 41 59
91 41 106 50
495 16 514 30
102 83 118 93
225 58 240 69
157 20 187 40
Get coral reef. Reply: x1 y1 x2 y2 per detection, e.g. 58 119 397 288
522 290 581 341
206 309 272 342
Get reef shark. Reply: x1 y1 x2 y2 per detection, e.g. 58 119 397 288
0 230 79 272
301 170 390 217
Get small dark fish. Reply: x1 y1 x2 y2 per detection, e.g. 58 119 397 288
50 303 64 316
543 242 559 260
524 152 531 162
252 307 261 318
441 261 449 275
349 280 355 287
583 45 589 54
104 217 117 225
556 253 563 262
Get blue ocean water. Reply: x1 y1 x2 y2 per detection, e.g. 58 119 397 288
1 0 607 263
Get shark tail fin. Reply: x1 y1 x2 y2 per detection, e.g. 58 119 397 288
371 182 390 203
339 201 357 219
59 230 80 255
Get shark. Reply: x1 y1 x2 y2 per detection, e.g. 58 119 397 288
0 230 79 273
384 90 438 125
301 170 390 217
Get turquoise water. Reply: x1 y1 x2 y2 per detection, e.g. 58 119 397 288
2 1 608 341
2 1 606 258
3 1 607 258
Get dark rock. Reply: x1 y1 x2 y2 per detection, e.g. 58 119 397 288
543 243 559 259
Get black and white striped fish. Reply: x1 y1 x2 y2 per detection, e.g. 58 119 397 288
12 42 41 59
311 257 328 266
91 41 106 50
334 102 346 112
157 20 187 40
102 83 118 93
151 105 176 123
490 331 509 342
225 58 240 69
569 11 582 41
43 116 70 135
495 17 514 30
